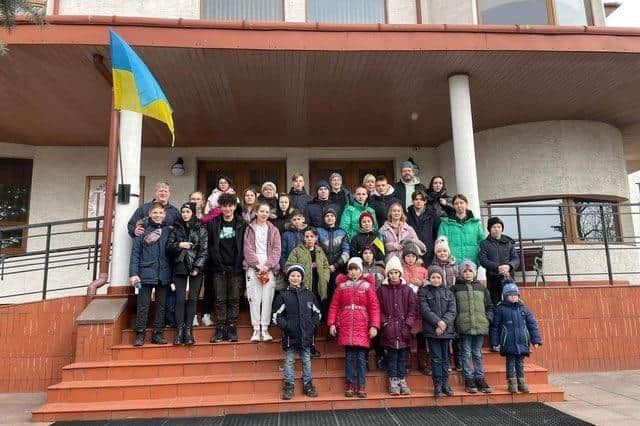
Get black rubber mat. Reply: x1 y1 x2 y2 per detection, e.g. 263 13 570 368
53 403 593 425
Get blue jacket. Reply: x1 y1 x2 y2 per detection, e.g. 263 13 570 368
317 226 350 269
490 301 542 356
280 225 306 271
272 286 322 350
127 200 179 237
128 220 172 286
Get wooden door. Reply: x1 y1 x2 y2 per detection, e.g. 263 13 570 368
309 160 395 193
197 160 287 196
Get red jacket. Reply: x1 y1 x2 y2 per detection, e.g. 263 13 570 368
327 274 381 349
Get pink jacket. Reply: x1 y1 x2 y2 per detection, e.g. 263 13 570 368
327 274 381 349
403 262 428 291
379 221 426 261
243 221 282 272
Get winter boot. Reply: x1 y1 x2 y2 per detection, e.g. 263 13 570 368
344 381 355 397
476 377 493 394
174 325 184 345
417 349 431 375
507 378 518 394
388 377 400 396
356 386 367 398
442 382 454 397
399 378 411 395
433 385 445 398
226 324 238 342
133 331 145 347
282 382 294 400
303 380 318 397
517 376 530 393
151 330 167 345
212 325 226 343
464 378 478 394
184 326 195 345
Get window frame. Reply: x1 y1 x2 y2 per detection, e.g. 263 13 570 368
200 0 286 22
305 0 389 24
0 158 33 255
476 0 593 26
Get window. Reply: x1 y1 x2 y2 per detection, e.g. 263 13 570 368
477 0 593 25
201 0 284 21
488 199 564 242
573 199 621 242
555 0 592 25
0 158 33 253
307 0 386 24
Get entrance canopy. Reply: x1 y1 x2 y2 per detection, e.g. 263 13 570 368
2 18 640 168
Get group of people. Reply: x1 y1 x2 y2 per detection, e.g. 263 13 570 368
127 160 542 400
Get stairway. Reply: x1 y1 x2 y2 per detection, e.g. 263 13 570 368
33 313 563 422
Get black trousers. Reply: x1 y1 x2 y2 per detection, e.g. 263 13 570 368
174 274 203 329
135 284 168 333
214 268 242 325
487 275 505 306
201 273 215 315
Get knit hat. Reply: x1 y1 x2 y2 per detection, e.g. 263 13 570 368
402 241 422 258
460 260 477 276
316 180 330 192
261 181 277 193
487 216 504 232
347 257 363 271
428 265 444 279
359 211 374 225
286 263 306 280
180 202 197 215
400 160 414 171
329 172 342 181
385 256 404 277
324 207 337 218
434 236 450 253
502 281 520 299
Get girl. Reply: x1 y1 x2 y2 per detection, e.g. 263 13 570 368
272 193 294 234
377 256 416 396
340 186 378 240
243 201 282 342
437 194 485 265
237 186 258 224
351 212 385 262
419 265 457 398
188 190 207 327
401 241 429 375
362 246 384 289
204 175 235 216
426 176 452 218
379 202 426 261
328 257 380 399
166 203 208 345
431 237 459 289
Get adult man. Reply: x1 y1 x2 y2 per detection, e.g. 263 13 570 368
288 172 312 211
368 175 401 227
393 160 427 209
478 217 520 306
207 193 246 343
406 190 441 265
304 180 341 228
127 181 180 237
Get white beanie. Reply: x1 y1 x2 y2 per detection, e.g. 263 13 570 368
347 257 363 271
261 181 277 193
385 256 404 277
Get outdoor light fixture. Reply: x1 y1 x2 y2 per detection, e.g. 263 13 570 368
170 157 185 176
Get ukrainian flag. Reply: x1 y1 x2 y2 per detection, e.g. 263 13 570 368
109 30 175 145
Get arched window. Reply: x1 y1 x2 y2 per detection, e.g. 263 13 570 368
478 0 593 25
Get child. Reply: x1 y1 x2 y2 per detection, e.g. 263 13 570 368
362 246 385 289
272 264 322 400
350 212 385 262
129 202 172 346
491 282 542 394
419 265 457 397
204 175 236 217
431 237 459 289
272 193 294 234
327 257 380 398
377 256 416 396
280 209 307 271
402 241 429 375
453 260 494 394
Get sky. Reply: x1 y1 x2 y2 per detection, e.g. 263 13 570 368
607 0 640 27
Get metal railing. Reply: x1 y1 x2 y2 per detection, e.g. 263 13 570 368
0 216 106 300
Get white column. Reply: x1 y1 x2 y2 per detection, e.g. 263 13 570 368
109 110 143 286
448 74 481 217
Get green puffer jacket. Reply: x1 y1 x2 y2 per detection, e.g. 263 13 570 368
339 201 378 240
452 280 494 335
437 210 485 264
285 244 331 301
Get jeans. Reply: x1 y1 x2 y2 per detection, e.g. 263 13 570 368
345 346 368 388
214 269 242 324
174 274 203 329
460 334 485 380
135 284 168 333
427 338 450 387
164 288 176 327
283 347 313 385
385 347 407 379
506 355 525 379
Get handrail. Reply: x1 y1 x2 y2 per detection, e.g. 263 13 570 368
0 216 104 232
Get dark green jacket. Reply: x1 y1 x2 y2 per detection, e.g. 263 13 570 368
452 279 493 335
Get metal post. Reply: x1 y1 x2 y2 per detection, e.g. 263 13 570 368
559 206 572 286
600 205 614 285
515 206 526 285
42 223 52 300
92 218 101 281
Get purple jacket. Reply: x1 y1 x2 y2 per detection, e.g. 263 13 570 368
243 221 282 272
377 278 417 349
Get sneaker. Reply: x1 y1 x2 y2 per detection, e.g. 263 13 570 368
464 378 478 394
476 377 493 394
133 331 145 347
398 379 411 395
151 331 167 345
507 378 518 394
201 314 214 327
356 386 367 398
282 382 294 400
303 381 318 397
389 377 400 396
433 385 445 398
192 316 199 327
345 382 355 397
442 384 454 397
250 329 261 342
261 330 273 342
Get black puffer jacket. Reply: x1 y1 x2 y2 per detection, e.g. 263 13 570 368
393 181 428 209
289 188 312 212
350 231 385 262
129 219 172 286
368 190 401 228
419 284 457 339
304 197 342 228
272 286 322 350
406 205 441 265
167 219 208 275
478 234 520 279
206 215 246 275
426 189 453 218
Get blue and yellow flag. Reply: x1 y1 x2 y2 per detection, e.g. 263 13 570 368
109 30 175 145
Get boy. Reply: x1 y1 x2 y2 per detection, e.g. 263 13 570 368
272 264 321 400
280 209 307 271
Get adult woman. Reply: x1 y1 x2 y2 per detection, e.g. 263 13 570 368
426 176 452 218
258 181 278 214
188 190 209 326
237 186 258 224
362 174 376 196
243 201 282 342
379 202 426 261
271 193 294 234
166 203 208 345
188 191 205 221
437 194 485 265
205 175 235 215
340 186 378 240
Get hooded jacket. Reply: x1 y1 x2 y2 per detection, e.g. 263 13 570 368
379 221 426 262
288 187 313 212
367 186 401 229
317 225 350 269
403 262 428 292
167 217 209 275
127 201 180 237
418 283 457 339
490 300 542 356
350 230 386 262
304 197 342 229
272 286 321 350
285 244 331 301
329 187 354 215
431 255 459 288
479 234 520 279
406 205 441 265
340 201 378 240
327 273 381 349
437 210 485 264
280 223 307 271
243 220 282 272
206 214 246 274
426 188 453 218
452 279 493 335
377 277 417 349
393 178 428 209
129 219 172 286
271 208 293 235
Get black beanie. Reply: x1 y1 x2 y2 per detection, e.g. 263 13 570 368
487 216 504 232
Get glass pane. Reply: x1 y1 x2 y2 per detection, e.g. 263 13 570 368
0 228 24 250
555 0 591 25
202 0 283 21
490 199 563 242
0 184 30 222
574 201 620 242
479 0 550 25
308 0 386 24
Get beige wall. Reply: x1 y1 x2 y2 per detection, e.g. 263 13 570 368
58 0 200 18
